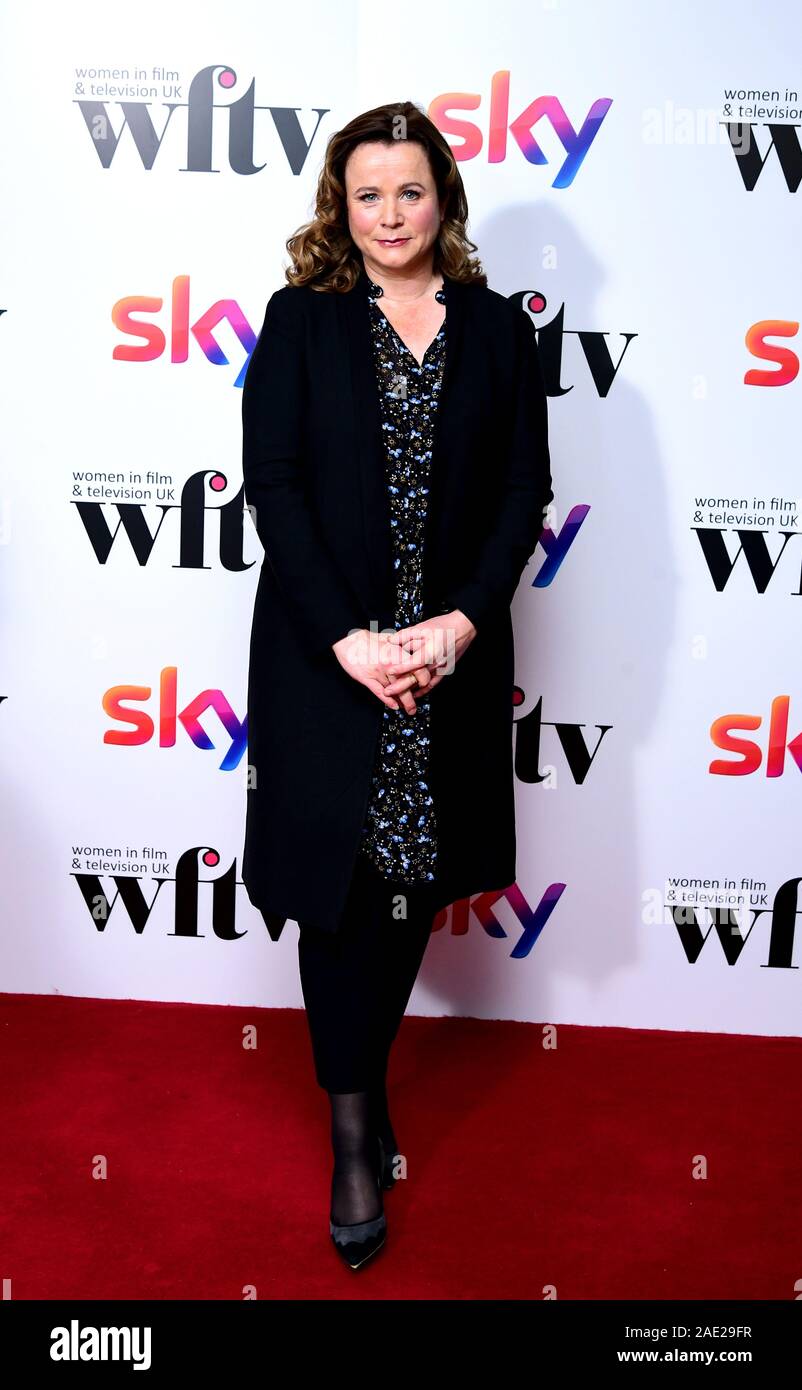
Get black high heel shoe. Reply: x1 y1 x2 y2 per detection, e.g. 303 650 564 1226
329 1136 386 1270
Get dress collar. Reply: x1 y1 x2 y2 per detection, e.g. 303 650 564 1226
365 271 447 305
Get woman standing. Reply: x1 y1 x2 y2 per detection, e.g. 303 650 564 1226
242 101 552 1269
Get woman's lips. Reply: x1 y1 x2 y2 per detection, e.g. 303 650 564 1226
377 238 409 245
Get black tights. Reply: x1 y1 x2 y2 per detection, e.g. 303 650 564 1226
297 852 438 1223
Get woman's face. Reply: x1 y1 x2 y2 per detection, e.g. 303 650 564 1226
344 139 444 280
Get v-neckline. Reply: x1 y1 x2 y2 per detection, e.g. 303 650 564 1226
367 275 447 369
376 310 446 369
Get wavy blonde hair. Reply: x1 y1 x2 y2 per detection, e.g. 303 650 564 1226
283 101 487 293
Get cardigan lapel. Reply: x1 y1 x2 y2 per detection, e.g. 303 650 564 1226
338 261 466 626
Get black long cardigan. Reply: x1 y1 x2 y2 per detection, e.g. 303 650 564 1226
241 261 552 935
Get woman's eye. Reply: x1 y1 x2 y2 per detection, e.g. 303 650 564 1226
358 191 421 202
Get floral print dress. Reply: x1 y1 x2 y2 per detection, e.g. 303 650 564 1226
356 274 447 884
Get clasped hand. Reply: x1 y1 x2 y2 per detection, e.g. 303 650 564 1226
332 610 477 714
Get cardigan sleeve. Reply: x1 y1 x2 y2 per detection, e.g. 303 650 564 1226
440 306 553 633
242 288 371 658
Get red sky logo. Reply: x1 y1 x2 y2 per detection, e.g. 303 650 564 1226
710 695 802 776
430 74 611 185
112 276 255 387
744 320 800 385
103 667 246 771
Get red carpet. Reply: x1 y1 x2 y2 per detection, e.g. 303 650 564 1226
1 993 798 1300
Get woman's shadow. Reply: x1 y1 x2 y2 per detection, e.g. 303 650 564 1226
401 201 675 1132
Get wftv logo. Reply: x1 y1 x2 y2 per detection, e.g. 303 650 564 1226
723 119 802 192
665 877 802 970
693 510 802 594
78 65 611 187
73 469 252 569
525 289 638 399
513 690 612 782
72 846 562 958
71 850 802 967
73 465 585 588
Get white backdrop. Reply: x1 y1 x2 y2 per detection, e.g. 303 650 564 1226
1 0 800 1036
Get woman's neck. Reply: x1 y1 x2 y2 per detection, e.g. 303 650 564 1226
362 256 442 303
